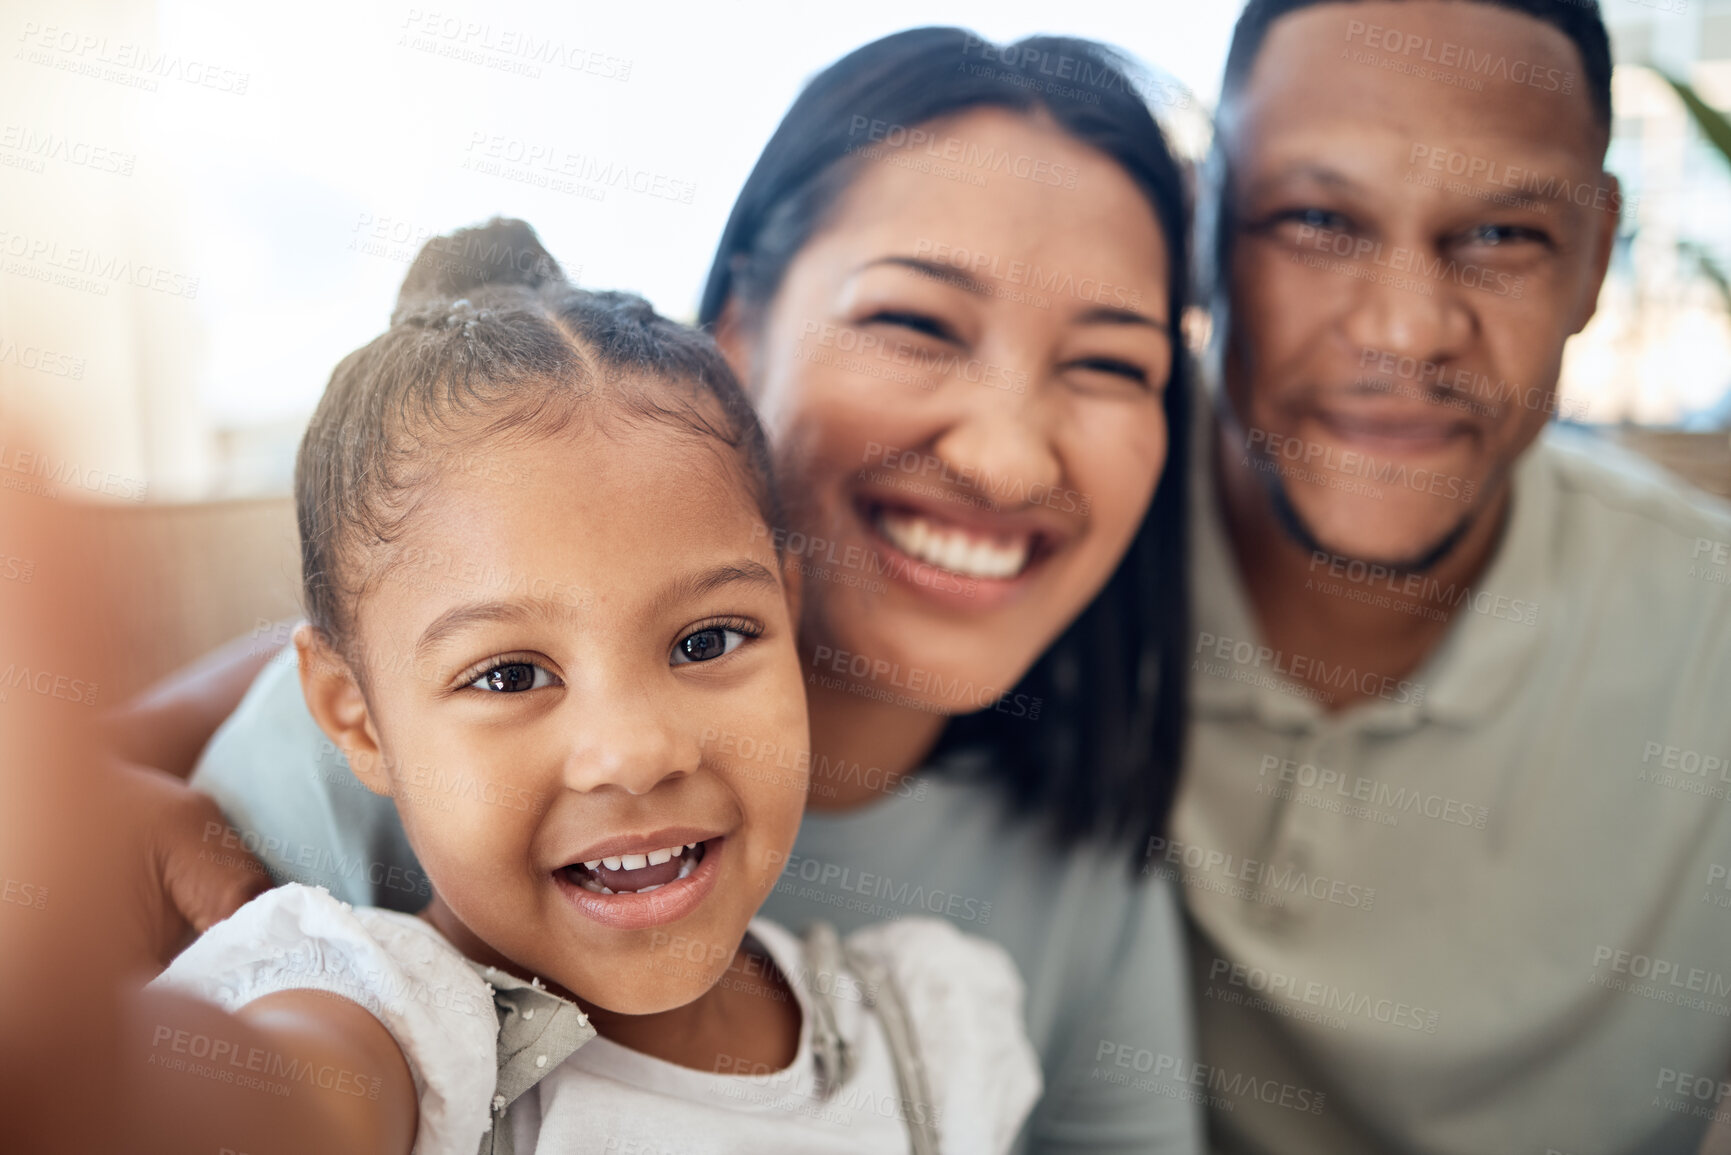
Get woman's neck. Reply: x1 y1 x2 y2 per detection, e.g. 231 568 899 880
801 678 949 812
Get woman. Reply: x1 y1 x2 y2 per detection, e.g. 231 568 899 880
118 27 1198 1152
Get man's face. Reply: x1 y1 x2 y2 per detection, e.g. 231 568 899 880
1221 1 1616 567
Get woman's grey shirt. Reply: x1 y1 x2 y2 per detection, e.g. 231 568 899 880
191 650 1202 1154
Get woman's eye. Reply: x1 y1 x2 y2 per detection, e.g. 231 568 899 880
671 626 749 665
1067 357 1149 386
468 663 556 693
863 310 955 342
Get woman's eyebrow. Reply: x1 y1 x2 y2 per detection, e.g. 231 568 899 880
854 256 990 296
1073 304 1171 332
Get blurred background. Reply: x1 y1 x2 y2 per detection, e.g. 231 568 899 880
2 0 1729 692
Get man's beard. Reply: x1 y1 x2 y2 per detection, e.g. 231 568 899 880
1254 448 1487 576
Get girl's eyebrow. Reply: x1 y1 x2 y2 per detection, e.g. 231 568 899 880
412 560 780 659
651 559 781 616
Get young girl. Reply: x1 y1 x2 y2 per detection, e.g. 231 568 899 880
152 218 1039 1154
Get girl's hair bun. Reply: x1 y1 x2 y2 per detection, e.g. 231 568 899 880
394 217 564 312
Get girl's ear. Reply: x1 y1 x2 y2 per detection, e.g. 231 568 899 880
294 624 392 798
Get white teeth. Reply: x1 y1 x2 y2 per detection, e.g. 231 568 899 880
620 853 648 870
646 847 673 867
676 855 697 880
638 883 664 893
875 509 1031 580
602 856 623 871
686 842 696 850
582 859 601 871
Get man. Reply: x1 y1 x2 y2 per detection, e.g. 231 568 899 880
1164 1 1731 1151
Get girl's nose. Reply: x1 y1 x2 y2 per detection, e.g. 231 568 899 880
558 691 700 796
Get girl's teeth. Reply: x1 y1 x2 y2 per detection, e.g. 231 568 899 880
582 859 601 871
602 856 623 871
620 853 648 870
875 509 1031 579
646 848 673 867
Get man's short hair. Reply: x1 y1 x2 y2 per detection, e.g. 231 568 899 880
1221 0 1613 132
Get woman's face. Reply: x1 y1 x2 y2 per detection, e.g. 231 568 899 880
730 107 1173 715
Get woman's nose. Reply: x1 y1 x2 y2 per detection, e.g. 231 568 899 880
927 386 1064 505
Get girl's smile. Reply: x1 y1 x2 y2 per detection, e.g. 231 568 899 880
553 834 725 931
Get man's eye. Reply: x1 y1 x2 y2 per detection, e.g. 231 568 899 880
1462 224 1544 247
1265 207 1348 233
671 627 749 665
468 663 556 693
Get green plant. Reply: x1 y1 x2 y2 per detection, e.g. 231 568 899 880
1662 73 1731 312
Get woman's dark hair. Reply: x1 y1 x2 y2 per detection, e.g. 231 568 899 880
297 217 777 651
699 28 1192 861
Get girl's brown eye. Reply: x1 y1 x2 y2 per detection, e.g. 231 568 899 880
672 626 749 665
469 663 554 692
865 310 957 342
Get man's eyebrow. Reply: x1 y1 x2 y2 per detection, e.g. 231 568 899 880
1242 162 1364 201
856 256 991 296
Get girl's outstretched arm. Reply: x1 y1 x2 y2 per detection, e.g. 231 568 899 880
128 985 417 1155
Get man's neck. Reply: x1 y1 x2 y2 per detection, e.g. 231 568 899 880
1211 416 1512 713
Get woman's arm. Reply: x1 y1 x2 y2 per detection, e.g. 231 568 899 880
126 985 417 1155
103 622 297 778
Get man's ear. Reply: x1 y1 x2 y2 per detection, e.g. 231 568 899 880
711 295 755 392
778 545 804 629
294 624 391 798
1573 171 1621 335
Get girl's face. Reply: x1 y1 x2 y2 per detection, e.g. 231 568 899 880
299 415 808 1015
728 107 1173 716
